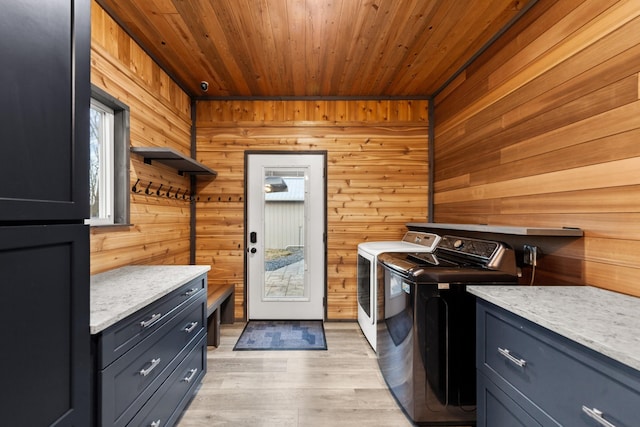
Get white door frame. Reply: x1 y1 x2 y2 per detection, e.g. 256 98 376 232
244 151 327 320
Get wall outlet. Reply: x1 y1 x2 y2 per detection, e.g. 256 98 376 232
523 244 538 266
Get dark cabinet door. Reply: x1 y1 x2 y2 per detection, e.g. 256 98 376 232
0 225 89 426
0 0 90 222
477 373 546 427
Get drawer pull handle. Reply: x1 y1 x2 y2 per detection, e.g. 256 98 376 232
582 406 616 427
183 368 198 383
140 313 162 328
139 358 161 377
184 321 199 333
184 287 199 296
150 420 161 427
498 347 527 367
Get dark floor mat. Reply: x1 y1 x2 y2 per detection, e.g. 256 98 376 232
233 320 327 351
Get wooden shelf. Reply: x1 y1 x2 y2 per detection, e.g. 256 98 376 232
131 147 217 177
406 222 583 237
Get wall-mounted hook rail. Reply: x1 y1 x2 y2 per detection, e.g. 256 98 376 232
129 179 207 202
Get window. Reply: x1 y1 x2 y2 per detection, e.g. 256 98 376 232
87 85 130 226
89 98 114 224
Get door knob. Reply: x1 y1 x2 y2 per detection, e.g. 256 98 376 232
249 248 257 254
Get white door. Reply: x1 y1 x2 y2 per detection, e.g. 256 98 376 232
246 153 326 320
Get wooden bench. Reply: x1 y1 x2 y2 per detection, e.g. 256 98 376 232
206 283 235 347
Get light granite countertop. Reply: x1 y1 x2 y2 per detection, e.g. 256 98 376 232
467 285 640 372
90 265 210 334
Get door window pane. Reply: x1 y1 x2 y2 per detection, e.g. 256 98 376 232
263 169 306 299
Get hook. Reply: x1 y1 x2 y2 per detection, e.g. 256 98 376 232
156 183 164 196
183 190 189 200
174 188 181 199
131 178 140 193
145 181 153 195
165 186 173 198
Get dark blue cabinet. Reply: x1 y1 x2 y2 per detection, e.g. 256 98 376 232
0 0 90 222
0 0 90 425
477 372 545 427
0 225 89 426
92 274 208 427
476 300 640 427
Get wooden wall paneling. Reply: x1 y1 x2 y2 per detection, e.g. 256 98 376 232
580 237 640 270
434 0 567 124
90 2 193 275
91 37 191 118
435 16 640 174
90 239 191 273
196 100 428 320
433 174 471 193
485 1 616 89
499 185 640 216
433 0 640 297
492 124 640 185
90 222 190 253
91 50 192 144
433 199 502 217
499 100 640 164
585 262 640 296
436 0 635 135
91 6 192 114
195 99 429 127
427 212 640 243
435 157 640 206
437 79 640 186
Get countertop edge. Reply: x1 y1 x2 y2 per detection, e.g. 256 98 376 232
90 265 211 334
467 285 640 373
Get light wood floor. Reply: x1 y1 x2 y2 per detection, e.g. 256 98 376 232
177 321 414 427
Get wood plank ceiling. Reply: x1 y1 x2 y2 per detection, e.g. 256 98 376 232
96 0 535 98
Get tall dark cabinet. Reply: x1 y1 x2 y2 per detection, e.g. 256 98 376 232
0 1 91 425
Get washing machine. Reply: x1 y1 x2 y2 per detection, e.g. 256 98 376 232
376 235 519 425
357 231 440 352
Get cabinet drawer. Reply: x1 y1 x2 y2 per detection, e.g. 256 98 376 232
128 335 207 427
477 371 549 427
100 296 206 427
478 302 640 427
97 276 206 367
